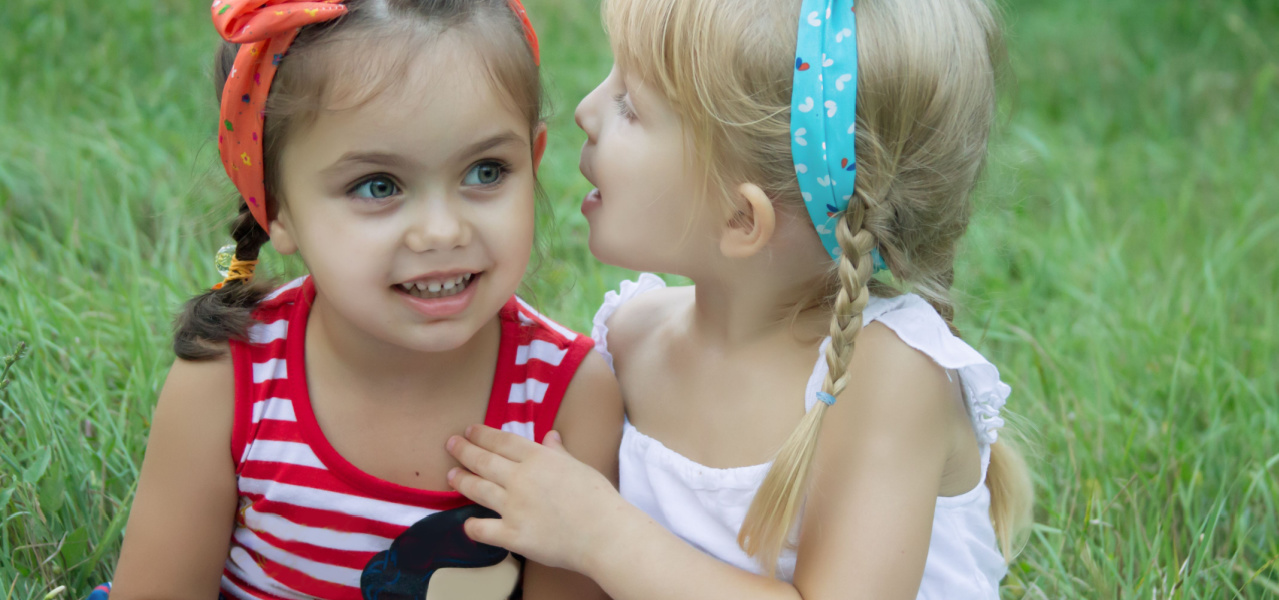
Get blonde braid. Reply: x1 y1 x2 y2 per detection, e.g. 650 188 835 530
737 199 877 574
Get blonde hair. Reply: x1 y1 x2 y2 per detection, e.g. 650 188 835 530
603 0 1033 574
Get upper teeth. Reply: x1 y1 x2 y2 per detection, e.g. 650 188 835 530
403 273 472 292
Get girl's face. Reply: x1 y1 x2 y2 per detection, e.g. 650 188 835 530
574 66 723 275
271 38 542 353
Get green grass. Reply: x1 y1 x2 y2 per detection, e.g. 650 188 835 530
1 0 1276 597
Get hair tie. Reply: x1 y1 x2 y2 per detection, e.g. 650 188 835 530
212 244 258 290
212 260 259 291
815 391 838 407
211 0 542 234
871 247 887 273
791 1 885 275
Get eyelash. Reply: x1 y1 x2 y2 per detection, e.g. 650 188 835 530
464 160 512 187
614 93 637 121
347 174 400 202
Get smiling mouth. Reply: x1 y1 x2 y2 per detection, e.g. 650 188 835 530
395 273 478 300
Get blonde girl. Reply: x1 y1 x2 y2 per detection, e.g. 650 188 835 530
445 0 1034 597
107 1 621 599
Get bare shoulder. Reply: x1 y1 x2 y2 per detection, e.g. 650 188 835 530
554 351 624 483
150 349 240 447
602 283 690 362
840 321 961 433
816 321 967 476
162 348 237 409
147 348 238 453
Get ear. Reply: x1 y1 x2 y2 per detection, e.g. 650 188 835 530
268 201 299 256
719 183 776 259
532 123 548 172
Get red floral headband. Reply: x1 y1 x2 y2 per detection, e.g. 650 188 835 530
211 0 541 233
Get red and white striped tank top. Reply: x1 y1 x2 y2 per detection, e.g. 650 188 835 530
222 276 594 600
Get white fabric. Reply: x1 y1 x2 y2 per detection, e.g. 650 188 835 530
593 274 1009 597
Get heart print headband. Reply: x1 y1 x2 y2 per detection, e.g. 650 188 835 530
790 0 886 272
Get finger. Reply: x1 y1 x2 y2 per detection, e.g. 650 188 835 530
542 430 567 452
447 467 507 513
448 435 518 484
464 516 513 550
465 424 540 461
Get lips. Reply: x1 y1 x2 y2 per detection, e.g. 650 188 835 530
396 272 475 300
581 188 602 217
393 271 483 318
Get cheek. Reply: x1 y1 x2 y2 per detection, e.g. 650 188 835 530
485 190 536 263
293 206 394 279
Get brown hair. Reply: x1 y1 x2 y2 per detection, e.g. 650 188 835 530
174 0 545 361
603 0 1033 573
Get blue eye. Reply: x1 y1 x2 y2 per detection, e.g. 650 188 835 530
351 176 399 200
463 161 508 186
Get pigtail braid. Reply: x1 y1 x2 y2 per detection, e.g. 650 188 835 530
737 199 877 574
172 201 275 361
929 267 961 337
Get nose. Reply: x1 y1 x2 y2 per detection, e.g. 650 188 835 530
405 194 470 253
574 82 605 143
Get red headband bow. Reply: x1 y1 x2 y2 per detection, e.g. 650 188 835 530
211 0 540 233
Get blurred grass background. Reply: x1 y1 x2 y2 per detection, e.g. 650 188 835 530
1 0 1276 597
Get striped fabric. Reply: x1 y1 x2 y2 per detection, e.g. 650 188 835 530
222 276 593 600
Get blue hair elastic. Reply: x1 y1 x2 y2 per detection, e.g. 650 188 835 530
816 391 838 407
871 247 887 273
791 0 886 275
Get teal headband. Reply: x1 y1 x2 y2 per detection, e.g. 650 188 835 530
791 0 886 273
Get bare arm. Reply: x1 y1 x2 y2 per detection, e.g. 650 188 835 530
519 351 624 600
449 323 959 600
111 354 240 600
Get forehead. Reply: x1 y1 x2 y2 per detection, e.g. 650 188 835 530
288 35 531 163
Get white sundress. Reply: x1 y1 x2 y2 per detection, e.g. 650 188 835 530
593 274 1011 599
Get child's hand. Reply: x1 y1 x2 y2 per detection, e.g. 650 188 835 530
446 425 634 574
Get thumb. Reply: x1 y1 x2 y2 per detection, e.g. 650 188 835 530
543 430 567 452
464 517 511 549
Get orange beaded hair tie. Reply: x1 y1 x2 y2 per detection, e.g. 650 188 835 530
212 244 258 290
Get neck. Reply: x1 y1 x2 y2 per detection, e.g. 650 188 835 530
685 265 832 350
666 199 837 348
305 292 501 402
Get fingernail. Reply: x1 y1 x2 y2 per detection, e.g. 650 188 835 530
447 467 458 481
465 425 475 437
446 437 457 451
549 431 562 443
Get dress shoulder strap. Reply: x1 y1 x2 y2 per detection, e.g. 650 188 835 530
498 296 596 443
228 276 314 471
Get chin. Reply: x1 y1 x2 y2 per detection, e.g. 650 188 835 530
587 236 659 274
587 232 623 268
401 325 483 354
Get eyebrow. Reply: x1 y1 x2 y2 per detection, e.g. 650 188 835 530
321 151 418 175
320 132 528 175
454 131 527 161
